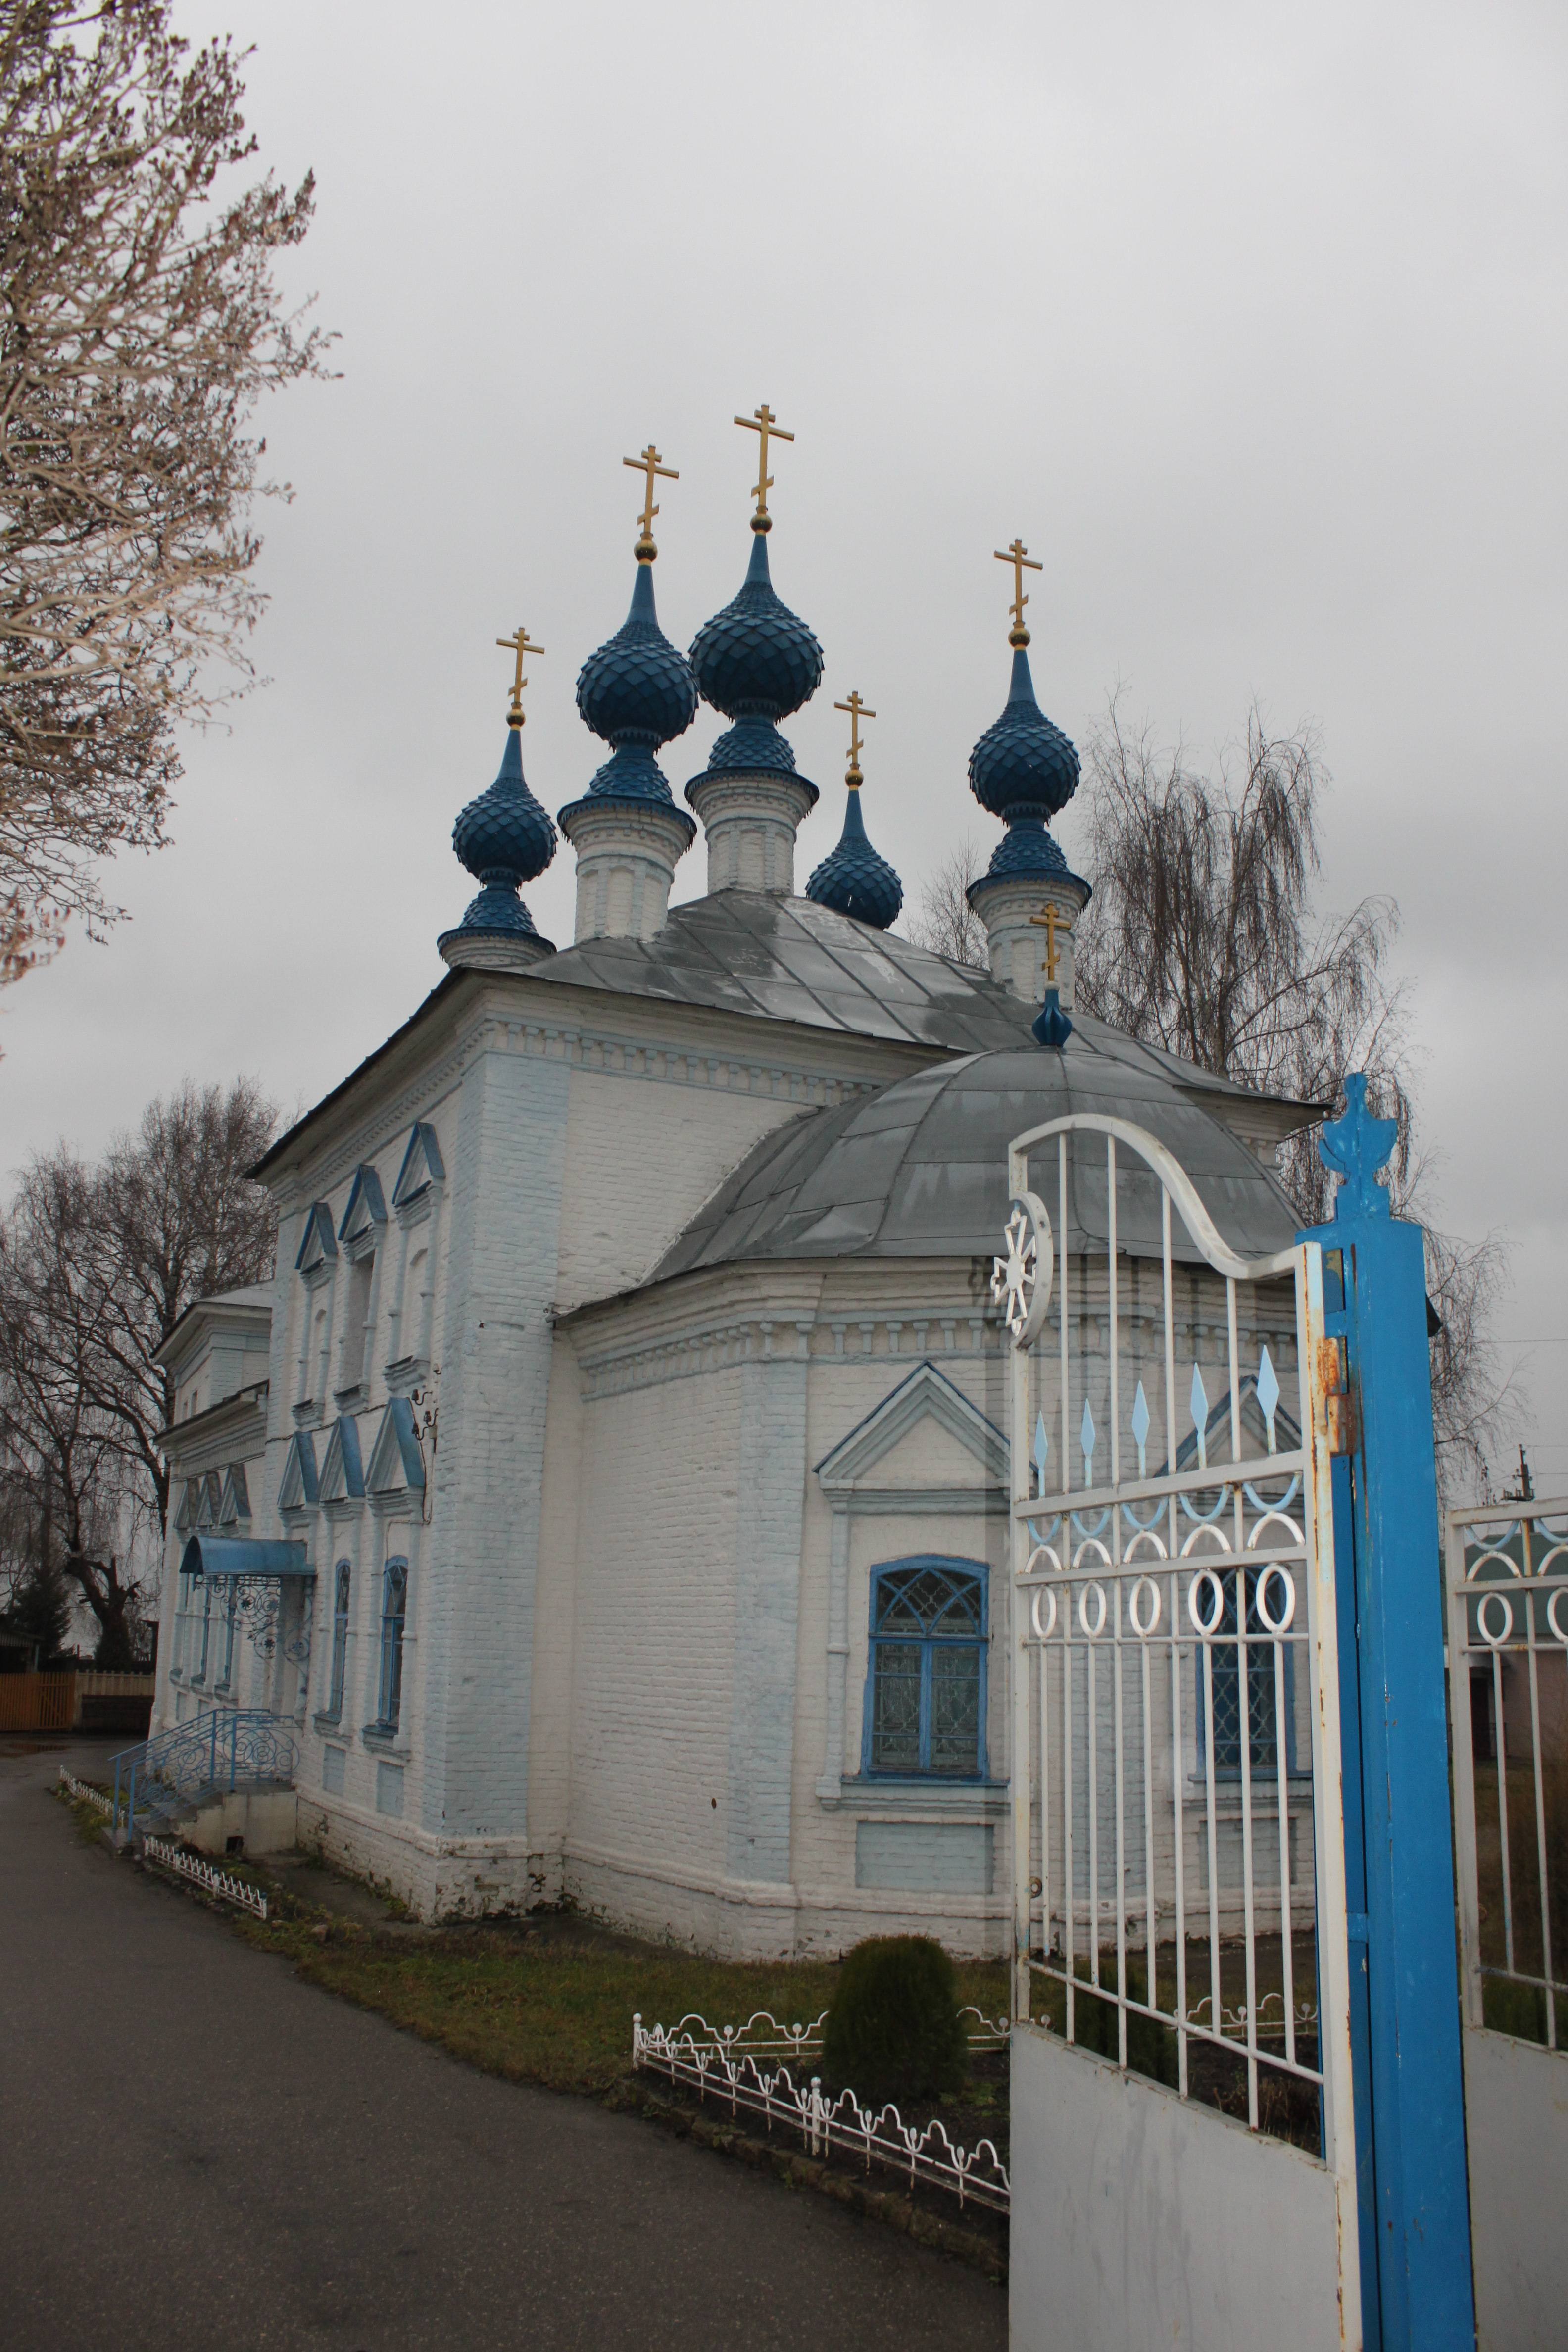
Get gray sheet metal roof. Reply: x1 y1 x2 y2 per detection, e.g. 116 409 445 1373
534 890 1042 1054
655 1021 1304 1277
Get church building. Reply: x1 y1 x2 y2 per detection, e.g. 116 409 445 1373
154 414 1311 1955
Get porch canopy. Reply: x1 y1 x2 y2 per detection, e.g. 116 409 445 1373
179 1536 311 1581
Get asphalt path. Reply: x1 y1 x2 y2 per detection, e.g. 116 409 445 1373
0 1745 1007 2351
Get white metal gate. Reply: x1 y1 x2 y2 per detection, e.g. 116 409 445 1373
997 1115 1361 2350
1445 1493 1568 2351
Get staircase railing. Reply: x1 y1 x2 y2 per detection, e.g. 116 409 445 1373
110 1709 300 1839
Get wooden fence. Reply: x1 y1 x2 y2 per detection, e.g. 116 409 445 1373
0 1672 155 1735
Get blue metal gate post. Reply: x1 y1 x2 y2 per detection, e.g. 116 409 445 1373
1303 1078 1474 2350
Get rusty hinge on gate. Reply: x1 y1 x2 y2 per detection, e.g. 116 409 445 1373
1317 1334 1357 1455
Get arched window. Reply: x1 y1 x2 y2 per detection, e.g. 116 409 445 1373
377 1559 407 1730
329 1561 351 1717
863 1559 988 1779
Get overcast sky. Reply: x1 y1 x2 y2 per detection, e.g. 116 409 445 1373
4 0 1564 1482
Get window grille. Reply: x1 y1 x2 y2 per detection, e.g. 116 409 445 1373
864 1560 987 1778
377 1559 407 1729
329 1561 351 1716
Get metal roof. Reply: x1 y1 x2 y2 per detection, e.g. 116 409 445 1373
654 1025 1307 1279
535 891 1057 1054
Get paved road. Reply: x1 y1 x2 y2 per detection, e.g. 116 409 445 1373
0 1747 1006 2351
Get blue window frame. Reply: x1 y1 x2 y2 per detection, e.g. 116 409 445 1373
193 1575 211 1683
862 1558 988 1779
376 1559 407 1730
1194 1568 1298 1777
329 1561 351 1717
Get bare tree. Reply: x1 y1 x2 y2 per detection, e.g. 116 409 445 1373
0 1077 277 1662
0 1 333 964
908 833 987 967
1073 691 1514 1499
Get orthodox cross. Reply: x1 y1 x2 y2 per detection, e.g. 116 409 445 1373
834 689 876 785
994 537 1042 647
496 625 544 723
1030 901 1072 984
624 443 678 560
735 404 794 526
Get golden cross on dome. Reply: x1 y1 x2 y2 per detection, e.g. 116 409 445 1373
833 689 876 787
496 625 544 723
735 404 794 528
624 443 678 561
1030 902 1073 984
994 537 1043 648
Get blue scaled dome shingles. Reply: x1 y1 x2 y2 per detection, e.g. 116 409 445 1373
448 724 556 940
567 562 698 810
806 790 903 930
687 531 823 796
968 646 1087 886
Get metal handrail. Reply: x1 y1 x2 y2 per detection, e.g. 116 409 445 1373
110 1709 299 1839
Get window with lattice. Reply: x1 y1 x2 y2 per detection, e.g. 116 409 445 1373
863 1559 988 1779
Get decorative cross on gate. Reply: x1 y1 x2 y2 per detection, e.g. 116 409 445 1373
1319 1072 1399 1220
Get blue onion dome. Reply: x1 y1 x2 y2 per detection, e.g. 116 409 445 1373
969 645 1080 824
806 785 903 930
686 532 824 794
448 722 556 940
569 561 698 808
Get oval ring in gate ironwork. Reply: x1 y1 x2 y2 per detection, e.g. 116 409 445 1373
1547 1588 1568 1645
1476 1589 1514 1647
1128 1575 1162 1639
1031 1588 1058 1642
1078 1582 1108 1639
1188 1567 1226 1638
1255 1563 1297 1635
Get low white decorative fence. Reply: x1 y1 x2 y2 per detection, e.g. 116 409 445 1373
58 1766 114 1817
142 1834 269 1920
630 2008 1010 2213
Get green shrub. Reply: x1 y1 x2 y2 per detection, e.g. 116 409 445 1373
821 1934 970 2109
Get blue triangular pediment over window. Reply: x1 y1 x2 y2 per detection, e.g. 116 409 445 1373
338 1165 388 1243
319 1415 366 1502
366 1396 425 1494
219 1465 251 1525
279 1430 320 1512
392 1122 445 1209
294 1201 338 1272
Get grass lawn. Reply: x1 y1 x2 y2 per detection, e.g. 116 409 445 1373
238 1912 1010 2099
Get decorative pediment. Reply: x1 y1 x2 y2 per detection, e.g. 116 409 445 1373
815 1363 1009 1495
392 1122 445 1209
194 1471 222 1530
294 1201 338 1274
219 1465 251 1525
319 1414 366 1503
278 1430 320 1513
339 1165 388 1246
366 1396 425 1495
174 1479 197 1533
